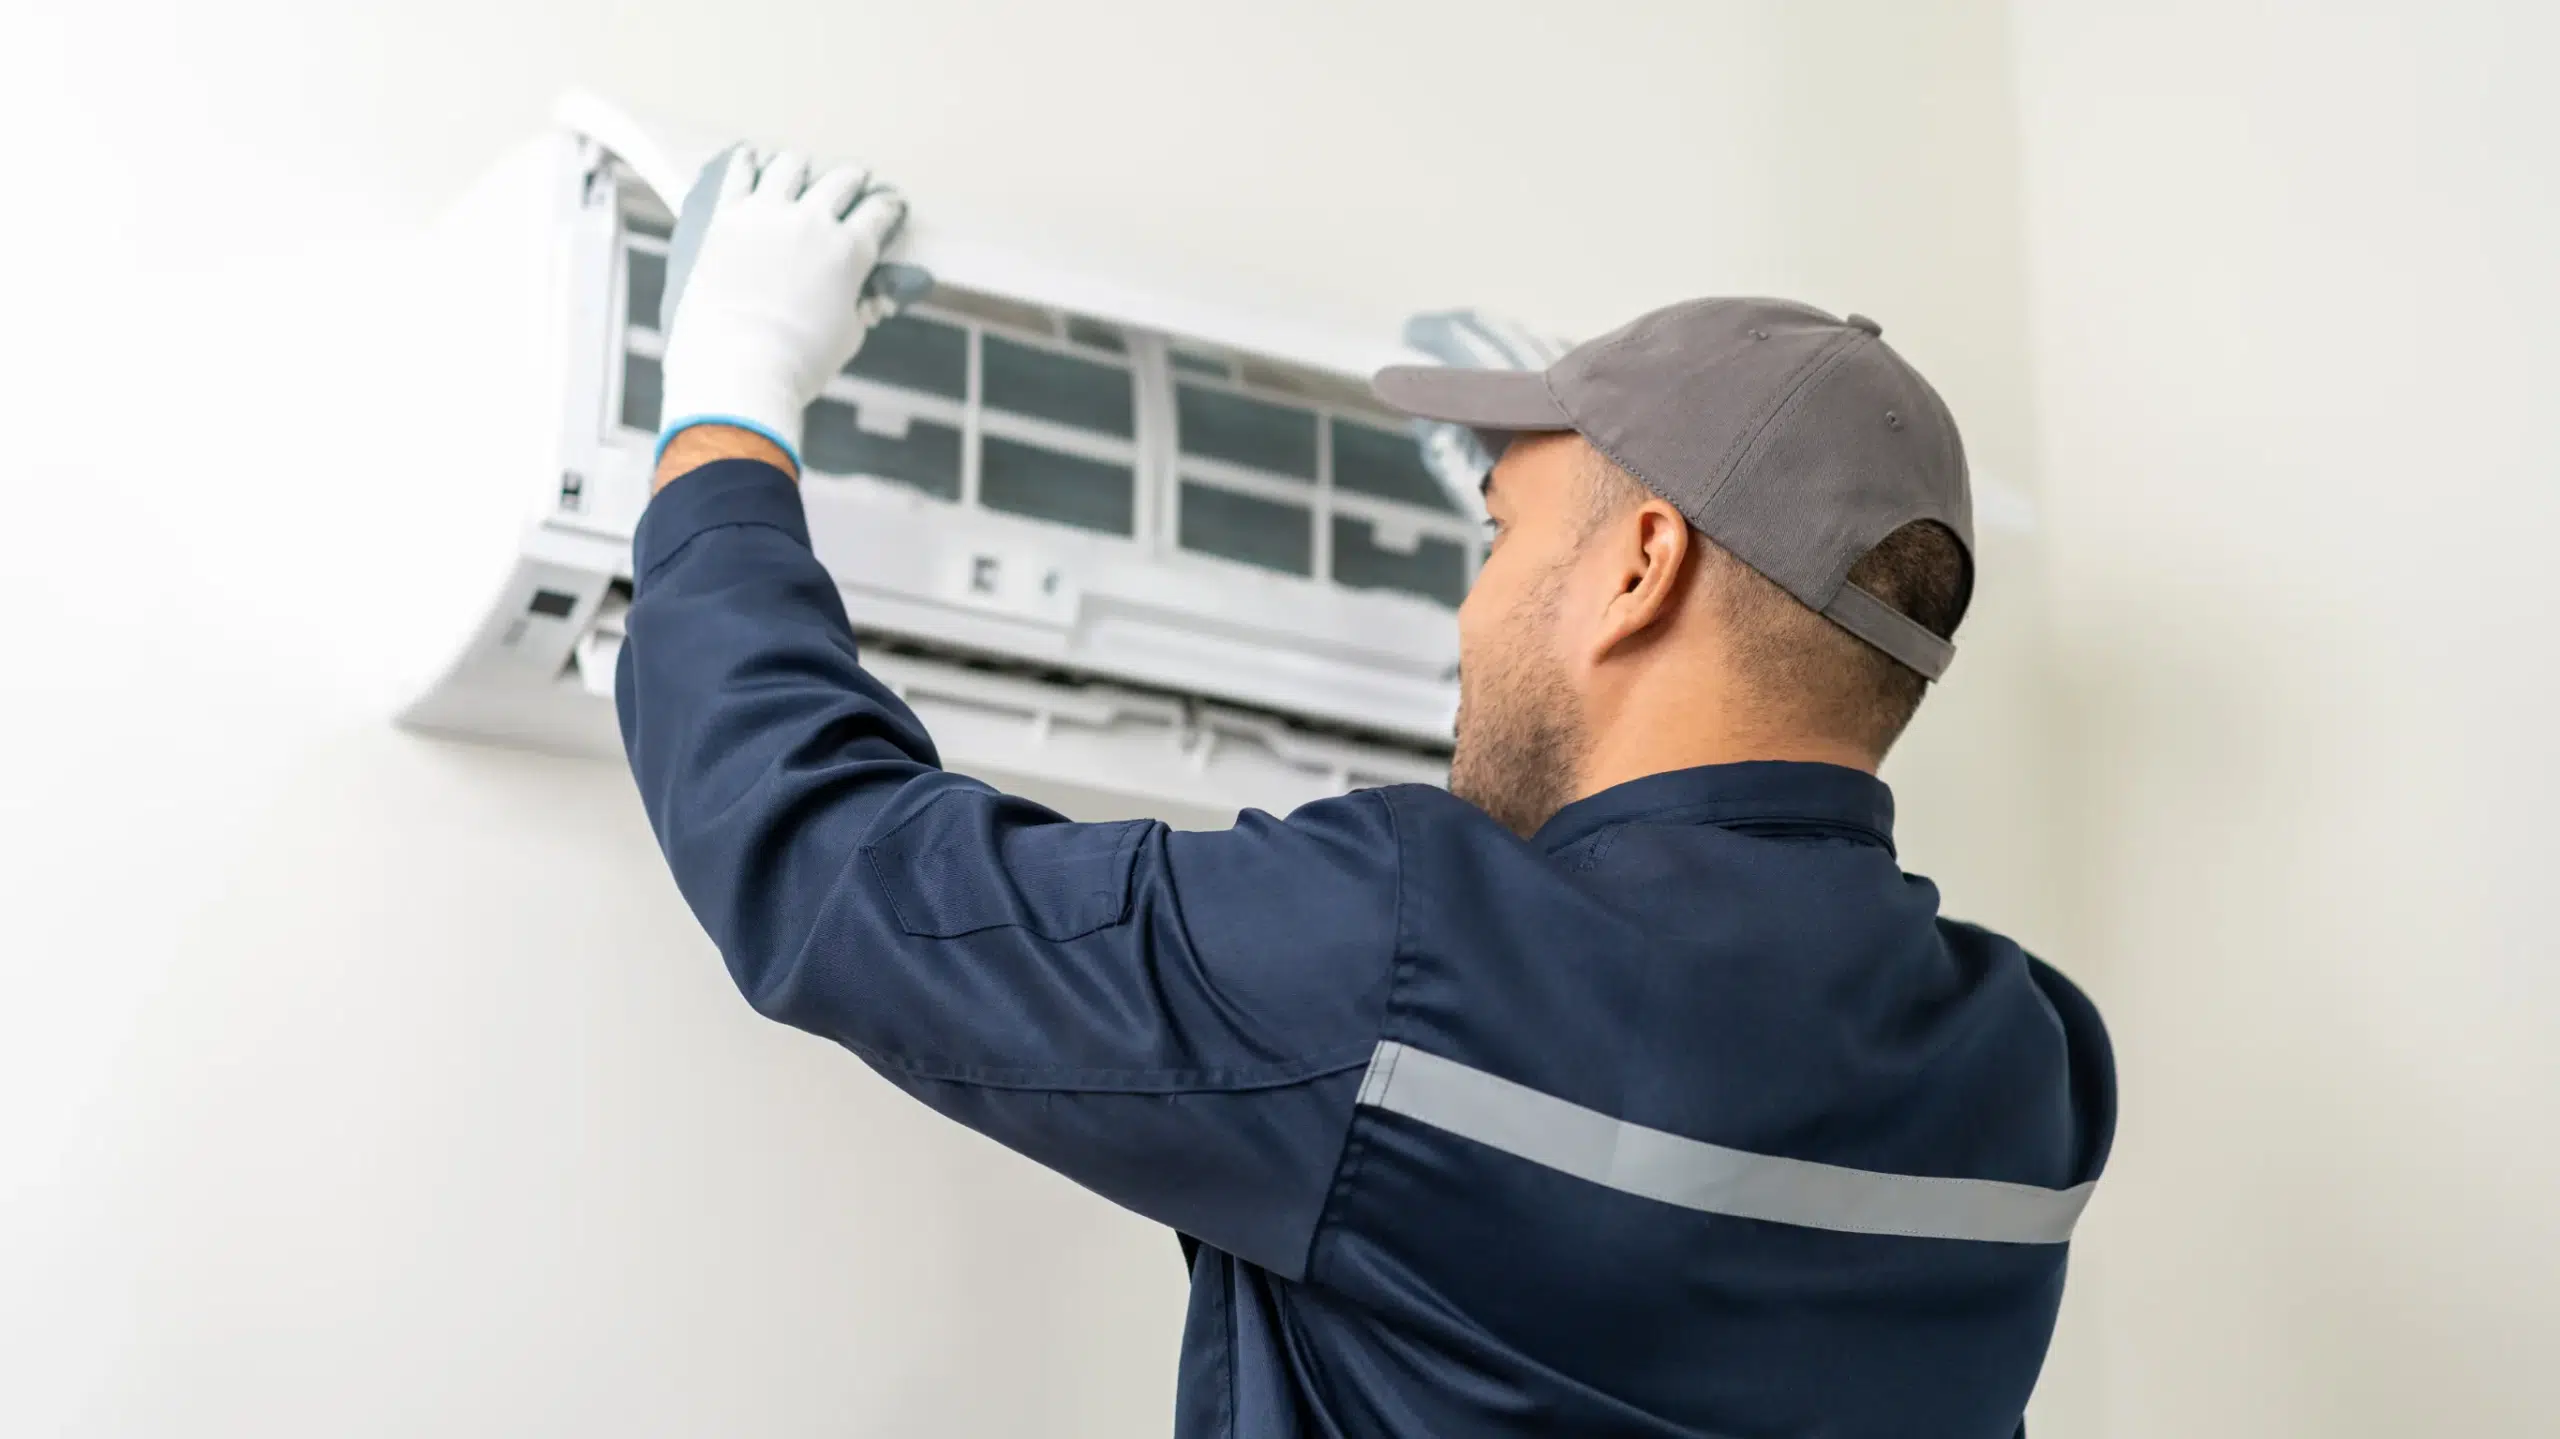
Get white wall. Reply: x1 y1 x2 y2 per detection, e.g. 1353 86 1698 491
0 2 2067 1433
2011 1 2560 1433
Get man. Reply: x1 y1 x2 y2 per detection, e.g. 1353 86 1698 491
620 151 2114 1438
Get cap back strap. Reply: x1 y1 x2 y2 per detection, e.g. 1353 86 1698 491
1822 582 1956 681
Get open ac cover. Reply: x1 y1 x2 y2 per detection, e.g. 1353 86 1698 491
401 94 1474 823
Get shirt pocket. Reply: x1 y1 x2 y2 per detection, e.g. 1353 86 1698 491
864 795 1150 941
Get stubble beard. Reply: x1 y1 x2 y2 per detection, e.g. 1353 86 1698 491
1447 565 1587 839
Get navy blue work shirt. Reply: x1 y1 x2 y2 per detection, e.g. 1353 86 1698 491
617 460 2116 1438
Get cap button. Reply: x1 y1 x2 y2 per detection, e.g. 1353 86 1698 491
1844 313 1883 337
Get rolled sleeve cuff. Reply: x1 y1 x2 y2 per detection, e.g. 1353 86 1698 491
633 459 811 585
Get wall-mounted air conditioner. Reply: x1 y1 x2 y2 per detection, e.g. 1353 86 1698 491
400 95 1473 822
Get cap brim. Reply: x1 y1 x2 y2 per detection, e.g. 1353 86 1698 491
1370 365 1575 431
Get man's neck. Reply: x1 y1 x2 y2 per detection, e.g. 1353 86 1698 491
1575 723 1877 802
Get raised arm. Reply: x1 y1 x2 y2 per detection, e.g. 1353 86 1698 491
614 149 1404 1276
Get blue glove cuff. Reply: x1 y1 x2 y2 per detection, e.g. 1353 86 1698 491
656 414 802 471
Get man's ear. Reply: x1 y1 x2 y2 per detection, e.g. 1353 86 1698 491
1587 501 1693 662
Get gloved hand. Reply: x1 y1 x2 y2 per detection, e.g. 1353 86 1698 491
656 148 911 469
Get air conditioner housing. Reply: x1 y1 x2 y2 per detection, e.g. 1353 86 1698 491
401 95 1469 822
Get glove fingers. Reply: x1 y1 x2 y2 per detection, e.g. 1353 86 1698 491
841 186 908 254
803 162 874 220
756 150 813 203
715 144 755 207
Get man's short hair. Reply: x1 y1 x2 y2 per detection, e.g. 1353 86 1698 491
1582 451 1971 758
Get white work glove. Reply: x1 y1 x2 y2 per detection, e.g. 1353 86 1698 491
656 149 909 468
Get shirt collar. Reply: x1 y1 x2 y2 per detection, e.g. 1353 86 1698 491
1529 761 1897 857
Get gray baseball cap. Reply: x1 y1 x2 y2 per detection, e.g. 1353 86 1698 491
1372 298 1972 679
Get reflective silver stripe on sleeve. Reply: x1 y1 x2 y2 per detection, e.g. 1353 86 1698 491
1355 1041 2095 1245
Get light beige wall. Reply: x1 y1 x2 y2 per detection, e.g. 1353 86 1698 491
2010 1 2560 1433
0 2 2066 1433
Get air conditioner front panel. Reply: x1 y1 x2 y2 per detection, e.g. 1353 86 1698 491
588 126 1474 746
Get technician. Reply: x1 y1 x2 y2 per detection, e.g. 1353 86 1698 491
617 150 2114 1438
